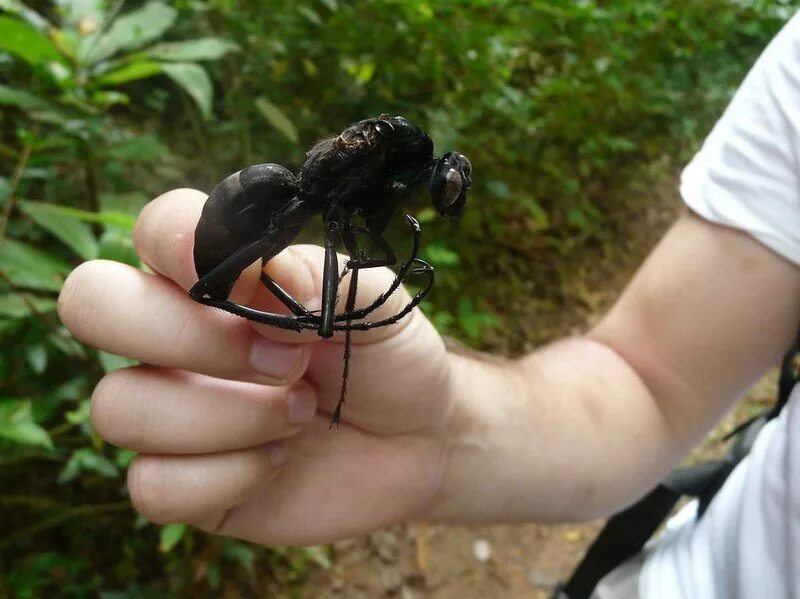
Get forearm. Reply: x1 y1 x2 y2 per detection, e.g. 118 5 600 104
426 214 800 523
428 337 681 522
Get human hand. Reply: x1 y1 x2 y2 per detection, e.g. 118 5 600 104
57 188 460 545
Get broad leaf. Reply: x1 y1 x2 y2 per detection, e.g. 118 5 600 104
255 97 299 144
0 294 57 319
98 229 139 266
159 523 187 552
161 62 213 119
55 0 107 28
80 1 177 65
99 191 148 217
0 239 71 292
59 447 119 483
0 83 59 113
94 60 163 86
146 37 239 62
19 200 99 260
0 0 51 32
0 399 53 449
0 16 63 66
90 90 130 107
223 542 256 574
26 343 48 374
18 200 136 230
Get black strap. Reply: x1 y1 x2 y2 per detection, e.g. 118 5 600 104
553 336 800 599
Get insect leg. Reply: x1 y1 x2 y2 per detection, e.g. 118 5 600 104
326 258 434 331
193 297 306 331
330 258 359 430
319 217 343 338
319 215 424 323
190 234 284 301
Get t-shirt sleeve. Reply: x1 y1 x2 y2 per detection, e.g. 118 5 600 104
681 12 800 266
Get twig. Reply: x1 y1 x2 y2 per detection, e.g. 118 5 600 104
0 140 33 245
0 501 130 550
0 493 64 510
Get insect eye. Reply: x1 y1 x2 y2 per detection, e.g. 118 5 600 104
460 155 472 181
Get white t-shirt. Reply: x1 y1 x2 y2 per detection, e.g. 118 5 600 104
640 11 800 599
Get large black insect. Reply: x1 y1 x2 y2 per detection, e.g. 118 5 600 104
189 115 472 427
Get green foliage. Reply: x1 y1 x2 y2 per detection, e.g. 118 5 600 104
0 0 791 595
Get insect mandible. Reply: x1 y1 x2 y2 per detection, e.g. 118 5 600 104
189 114 472 428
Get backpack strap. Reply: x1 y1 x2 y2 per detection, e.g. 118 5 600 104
553 335 800 599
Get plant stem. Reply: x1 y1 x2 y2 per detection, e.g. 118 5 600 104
84 144 100 212
0 140 33 245
0 493 64 510
0 501 130 550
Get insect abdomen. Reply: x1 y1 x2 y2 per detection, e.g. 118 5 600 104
193 164 299 297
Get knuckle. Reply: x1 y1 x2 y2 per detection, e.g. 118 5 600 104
90 369 138 446
57 261 111 340
128 456 174 524
57 261 92 325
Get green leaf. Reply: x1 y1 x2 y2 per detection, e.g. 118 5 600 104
0 239 71 292
106 136 165 163
80 1 177 65
223 541 256 575
0 16 63 66
159 523 187 553
26 343 48 374
98 351 136 373
19 201 99 260
206 562 220 590
255 97 298 144
161 62 213 119
297 6 322 26
486 180 512 200
94 60 163 86
65 398 90 425
0 399 53 449
0 0 51 32
59 448 119 483
115 448 136 468
18 200 136 230
99 191 149 217
303 546 332 569
56 0 107 28
146 37 239 62
0 293 57 319
0 177 9 206
423 243 459 267
0 83 58 113
90 90 130 107
415 207 437 224
98 228 139 266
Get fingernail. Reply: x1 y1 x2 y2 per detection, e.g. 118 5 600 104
287 384 317 424
249 337 304 380
267 442 288 467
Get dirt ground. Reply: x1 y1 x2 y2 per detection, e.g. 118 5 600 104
290 166 779 599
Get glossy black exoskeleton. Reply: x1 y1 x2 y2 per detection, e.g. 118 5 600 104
189 114 472 427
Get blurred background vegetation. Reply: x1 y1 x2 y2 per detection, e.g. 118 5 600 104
0 0 794 596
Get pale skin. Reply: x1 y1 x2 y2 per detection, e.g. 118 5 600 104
57 188 800 546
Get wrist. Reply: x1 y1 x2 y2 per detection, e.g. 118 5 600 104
421 347 522 521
